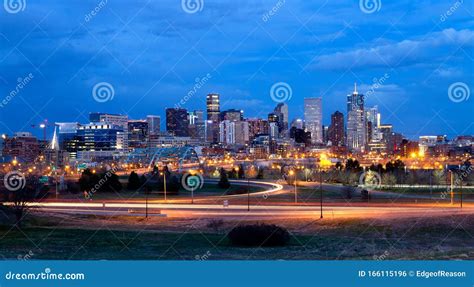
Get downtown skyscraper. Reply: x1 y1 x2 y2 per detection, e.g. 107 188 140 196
206 93 220 143
329 111 345 147
346 83 366 153
304 97 323 144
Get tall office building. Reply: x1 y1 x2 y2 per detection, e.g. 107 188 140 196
304 97 323 144
2 132 40 162
219 120 249 145
291 118 304 130
73 123 127 161
206 93 220 143
366 106 382 143
274 103 289 135
269 122 279 139
346 83 366 153
56 122 81 159
188 110 206 141
89 113 128 129
89 113 129 149
328 111 345 147
146 115 161 135
220 109 243 122
166 108 189 137
128 120 148 149
247 118 269 140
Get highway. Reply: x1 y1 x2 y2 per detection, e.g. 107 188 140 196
29 201 474 219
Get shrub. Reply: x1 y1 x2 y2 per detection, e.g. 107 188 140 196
227 223 290 247
218 168 231 189
206 219 224 232
127 171 141 190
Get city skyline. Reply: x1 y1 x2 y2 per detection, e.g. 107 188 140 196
0 0 472 140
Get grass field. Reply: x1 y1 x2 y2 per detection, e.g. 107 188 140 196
58 183 263 201
1 212 472 260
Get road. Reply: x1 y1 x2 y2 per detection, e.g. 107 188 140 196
21 179 473 220
29 200 474 220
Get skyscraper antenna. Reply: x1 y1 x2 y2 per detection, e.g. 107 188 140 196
354 82 357 94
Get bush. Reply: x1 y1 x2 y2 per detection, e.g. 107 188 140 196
78 168 122 193
206 219 224 232
127 171 141 190
218 168 231 189
227 223 290 247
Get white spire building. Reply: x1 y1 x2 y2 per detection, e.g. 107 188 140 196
346 83 366 153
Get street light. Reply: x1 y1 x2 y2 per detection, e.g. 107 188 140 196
247 168 250 212
319 166 323 219
289 169 297 204
160 169 167 202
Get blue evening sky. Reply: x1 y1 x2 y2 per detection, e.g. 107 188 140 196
0 0 472 139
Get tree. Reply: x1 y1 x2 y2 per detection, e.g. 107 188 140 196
228 168 237 179
382 173 397 187
256 168 264 179
345 159 362 172
127 171 141 190
78 168 122 195
238 164 245 179
335 161 344 171
2 175 49 228
218 168 231 189
78 169 99 192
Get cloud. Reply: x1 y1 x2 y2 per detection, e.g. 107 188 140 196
311 28 474 70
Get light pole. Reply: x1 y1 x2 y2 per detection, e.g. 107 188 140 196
289 170 297 204
460 172 463 208
145 188 149 219
247 174 250 212
450 170 454 205
160 169 167 203
320 167 323 219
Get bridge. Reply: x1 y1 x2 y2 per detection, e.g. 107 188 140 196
126 146 200 171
